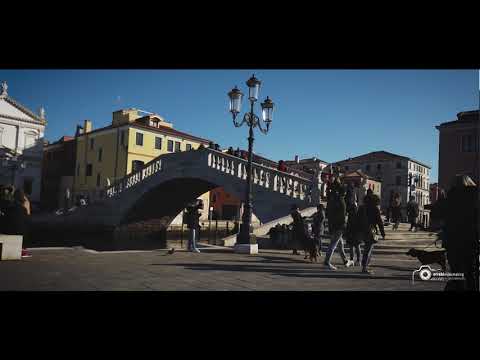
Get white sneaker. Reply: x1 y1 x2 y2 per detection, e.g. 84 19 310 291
193 248 201 253
345 260 354 268
325 263 337 271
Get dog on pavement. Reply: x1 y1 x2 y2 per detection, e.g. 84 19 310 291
406 248 447 271
304 235 320 263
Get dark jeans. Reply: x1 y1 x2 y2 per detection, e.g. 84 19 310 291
325 229 347 265
349 243 361 262
361 241 375 268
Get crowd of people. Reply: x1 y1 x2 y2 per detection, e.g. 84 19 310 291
274 173 479 289
276 176 385 274
0 184 32 258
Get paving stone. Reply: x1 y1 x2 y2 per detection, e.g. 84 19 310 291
0 247 447 291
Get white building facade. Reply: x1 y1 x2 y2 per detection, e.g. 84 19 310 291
334 151 431 224
0 81 46 204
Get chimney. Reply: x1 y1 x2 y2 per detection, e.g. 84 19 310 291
84 120 92 134
295 155 299 163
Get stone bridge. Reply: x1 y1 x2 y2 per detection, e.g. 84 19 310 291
34 148 320 230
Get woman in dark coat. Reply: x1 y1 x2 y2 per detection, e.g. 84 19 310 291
391 192 402 230
290 204 308 256
312 204 326 254
3 189 31 257
357 194 386 274
3 190 29 236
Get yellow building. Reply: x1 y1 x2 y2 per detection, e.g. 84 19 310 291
72 108 211 218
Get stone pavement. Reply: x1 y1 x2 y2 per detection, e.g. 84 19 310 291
0 243 446 291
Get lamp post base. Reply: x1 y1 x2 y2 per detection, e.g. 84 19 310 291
234 242 258 255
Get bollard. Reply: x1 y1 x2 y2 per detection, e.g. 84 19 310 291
214 220 218 245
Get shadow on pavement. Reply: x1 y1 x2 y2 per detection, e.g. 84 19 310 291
150 262 411 281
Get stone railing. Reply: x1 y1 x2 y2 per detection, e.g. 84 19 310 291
105 158 163 198
101 147 319 204
207 149 317 203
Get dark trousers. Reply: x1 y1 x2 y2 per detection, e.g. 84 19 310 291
409 218 417 230
361 241 375 268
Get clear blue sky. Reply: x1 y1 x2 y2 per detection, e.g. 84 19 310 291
1 69 478 182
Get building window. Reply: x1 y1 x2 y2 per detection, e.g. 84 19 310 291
98 148 103 162
396 162 402 169
96 173 101 187
167 140 174 152
90 138 94 150
132 160 144 172
461 134 475 152
120 130 125 146
396 176 401 185
366 164 371 171
155 137 162 150
136 132 144 146
175 141 181 152
377 164 381 170
86 164 93 176
186 144 192 151
23 178 33 196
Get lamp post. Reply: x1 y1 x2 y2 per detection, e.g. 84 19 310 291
227 74 274 254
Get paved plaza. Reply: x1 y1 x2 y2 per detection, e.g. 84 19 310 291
0 244 445 291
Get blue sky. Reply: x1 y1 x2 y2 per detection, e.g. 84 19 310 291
1 69 478 182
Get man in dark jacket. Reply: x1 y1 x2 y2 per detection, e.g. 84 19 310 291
185 199 203 253
406 196 419 232
324 190 354 270
312 204 326 255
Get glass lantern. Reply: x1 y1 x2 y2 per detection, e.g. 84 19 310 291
261 96 274 126
228 86 243 116
246 74 261 102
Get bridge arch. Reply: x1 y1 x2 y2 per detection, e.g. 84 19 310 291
40 148 319 229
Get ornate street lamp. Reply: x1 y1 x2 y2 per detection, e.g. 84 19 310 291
227 74 274 254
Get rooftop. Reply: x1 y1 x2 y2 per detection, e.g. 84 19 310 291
335 150 431 169
285 157 329 165
75 117 211 144
437 109 479 128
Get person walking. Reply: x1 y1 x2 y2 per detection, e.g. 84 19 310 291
324 187 354 270
442 175 478 291
290 204 307 257
391 192 402 231
312 203 326 255
185 200 202 253
359 193 386 274
406 196 419 232
0 185 12 233
3 189 31 257
386 190 395 223
345 202 362 266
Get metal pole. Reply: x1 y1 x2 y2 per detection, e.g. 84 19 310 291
208 212 212 244
238 101 255 245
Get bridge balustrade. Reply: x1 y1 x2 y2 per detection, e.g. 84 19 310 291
102 148 317 205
